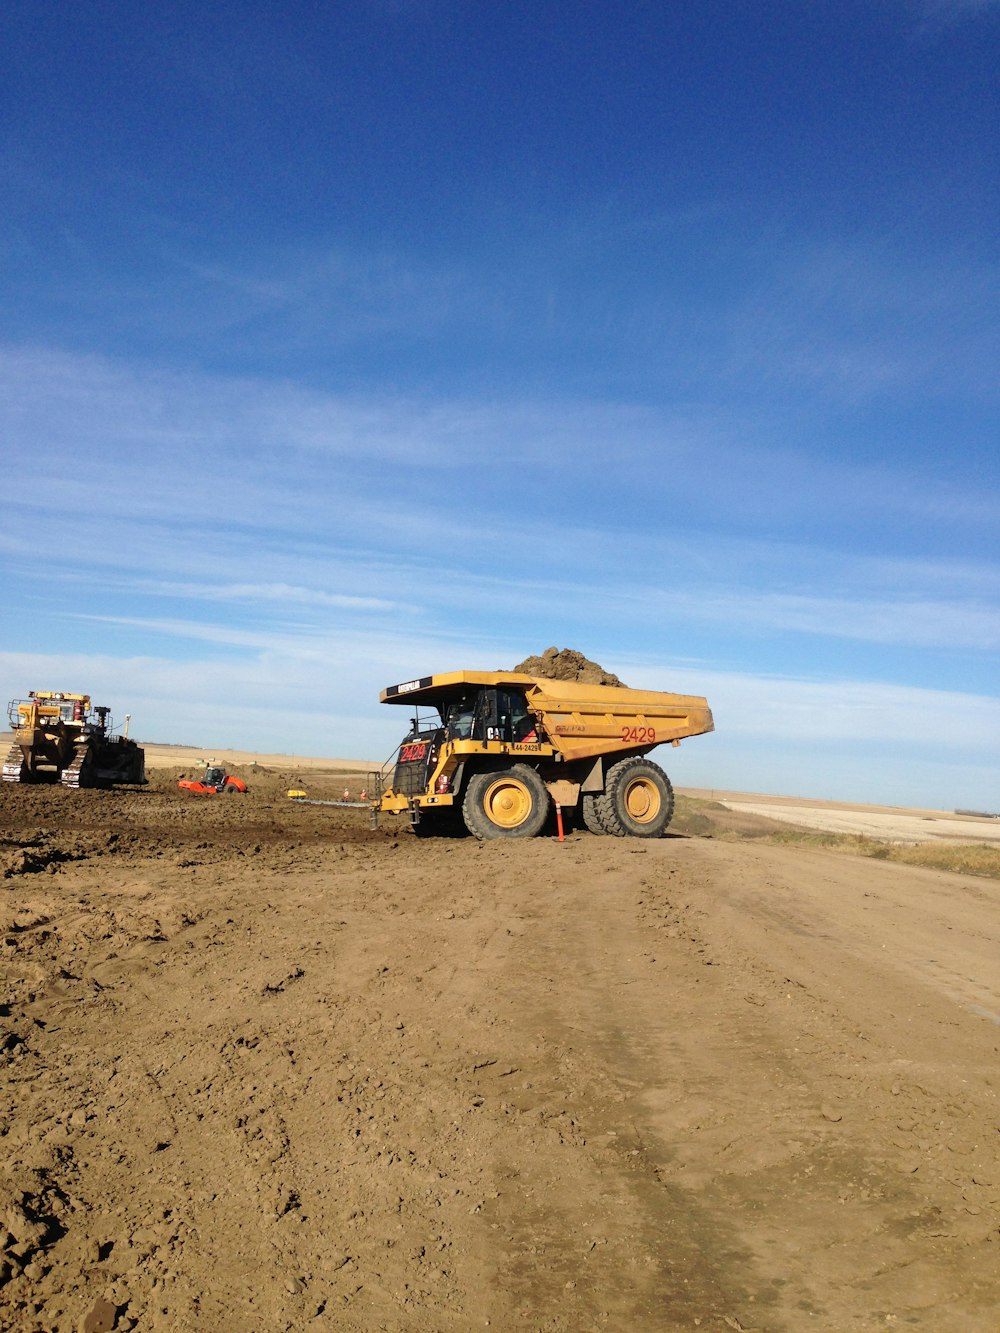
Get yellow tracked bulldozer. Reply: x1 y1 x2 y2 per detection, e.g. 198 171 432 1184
3 691 146 789
371 670 713 840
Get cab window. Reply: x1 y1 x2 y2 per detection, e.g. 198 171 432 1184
445 695 479 740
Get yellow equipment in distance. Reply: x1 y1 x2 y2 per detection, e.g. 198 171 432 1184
3 690 146 788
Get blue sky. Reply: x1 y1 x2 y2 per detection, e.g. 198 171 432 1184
2 1 998 808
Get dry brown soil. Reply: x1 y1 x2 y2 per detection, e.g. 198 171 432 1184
2 764 999 1332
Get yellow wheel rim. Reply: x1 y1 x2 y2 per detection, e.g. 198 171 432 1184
623 776 661 824
483 777 533 829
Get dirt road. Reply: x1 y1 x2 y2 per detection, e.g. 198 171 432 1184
2 770 998 1331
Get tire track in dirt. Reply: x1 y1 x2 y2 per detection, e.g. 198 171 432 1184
616 837 1000 1332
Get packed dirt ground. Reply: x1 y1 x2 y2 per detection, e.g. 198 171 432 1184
2 762 999 1332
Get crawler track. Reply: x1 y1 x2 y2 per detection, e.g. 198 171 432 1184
2 740 26 783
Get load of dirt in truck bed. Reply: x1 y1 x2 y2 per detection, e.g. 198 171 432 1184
511 646 626 687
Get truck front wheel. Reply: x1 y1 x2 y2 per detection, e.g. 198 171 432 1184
596 757 674 838
463 765 550 839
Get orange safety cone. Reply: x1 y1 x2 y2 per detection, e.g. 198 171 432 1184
360 787 367 801
342 787 350 800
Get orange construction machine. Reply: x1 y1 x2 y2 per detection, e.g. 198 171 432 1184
178 766 248 796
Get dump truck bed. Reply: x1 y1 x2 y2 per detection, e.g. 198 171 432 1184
380 670 713 763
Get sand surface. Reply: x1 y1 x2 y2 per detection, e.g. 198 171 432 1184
2 760 999 1331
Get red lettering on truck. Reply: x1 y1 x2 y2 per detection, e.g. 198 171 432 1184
621 726 656 744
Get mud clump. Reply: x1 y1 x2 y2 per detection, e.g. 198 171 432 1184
512 646 626 688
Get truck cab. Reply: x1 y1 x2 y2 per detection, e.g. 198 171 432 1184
443 688 538 744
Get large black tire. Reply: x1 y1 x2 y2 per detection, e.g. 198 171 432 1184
462 765 550 840
595 757 674 838
581 793 610 835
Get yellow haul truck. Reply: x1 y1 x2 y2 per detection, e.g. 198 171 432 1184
372 670 713 839
3 691 146 788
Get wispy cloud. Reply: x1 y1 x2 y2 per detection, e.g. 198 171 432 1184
3 340 998 676
4 345 997 540
14 515 997 658
725 242 1000 402
652 590 1000 652
161 242 478 347
661 667 1000 754
144 580 399 613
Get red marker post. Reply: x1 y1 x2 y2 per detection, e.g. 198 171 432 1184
555 801 565 843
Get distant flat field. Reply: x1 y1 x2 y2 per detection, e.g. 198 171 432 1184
139 742 375 772
683 788 1000 845
0 732 376 774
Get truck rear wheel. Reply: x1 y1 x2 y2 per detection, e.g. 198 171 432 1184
595 757 674 838
463 765 549 840
581 794 610 835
